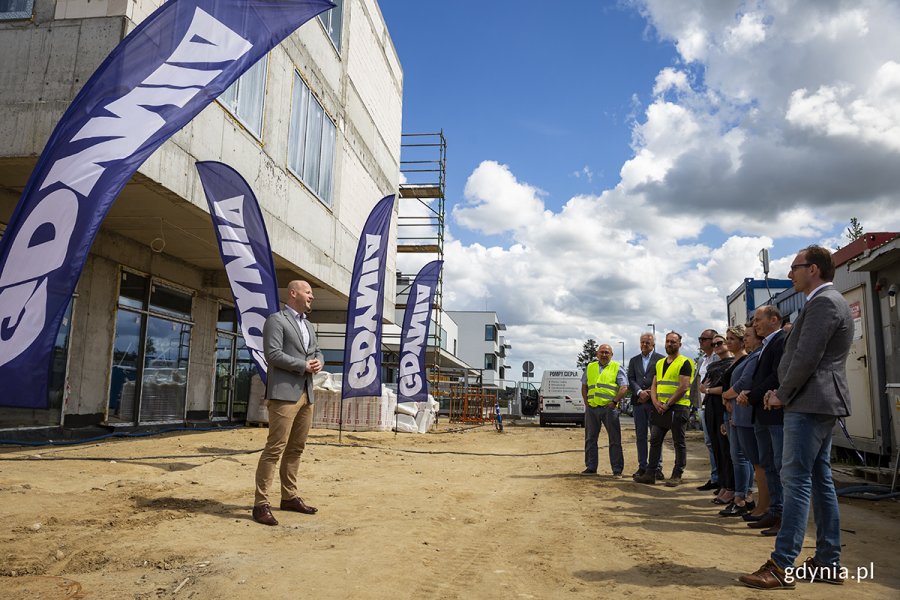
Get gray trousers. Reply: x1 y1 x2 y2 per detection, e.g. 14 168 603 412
584 404 624 473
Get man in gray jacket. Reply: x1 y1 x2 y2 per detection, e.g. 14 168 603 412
252 280 324 526
740 246 853 589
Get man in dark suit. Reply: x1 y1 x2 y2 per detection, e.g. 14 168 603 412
252 280 324 526
740 245 853 589
627 332 664 479
737 304 785 536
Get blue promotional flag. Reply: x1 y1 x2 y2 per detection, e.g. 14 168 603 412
196 161 280 385
398 260 443 404
0 0 333 408
342 195 395 399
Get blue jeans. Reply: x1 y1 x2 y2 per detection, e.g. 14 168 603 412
700 404 718 483
584 404 624 473
727 413 753 497
772 413 841 570
755 421 784 515
633 401 662 471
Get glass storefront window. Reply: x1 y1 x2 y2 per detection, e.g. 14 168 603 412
139 316 190 422
217 306 237 333
109 272 193 424
149 283 193 319
109 310 142 422
214 306 256 421
119 271 148 310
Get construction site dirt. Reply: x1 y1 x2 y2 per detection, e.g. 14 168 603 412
1 423 898 599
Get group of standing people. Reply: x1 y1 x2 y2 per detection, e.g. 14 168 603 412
581 245 855 589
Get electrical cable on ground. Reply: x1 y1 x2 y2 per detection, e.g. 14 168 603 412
0 441 583 462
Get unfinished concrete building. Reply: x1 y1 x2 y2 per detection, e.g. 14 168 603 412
0 0 402 431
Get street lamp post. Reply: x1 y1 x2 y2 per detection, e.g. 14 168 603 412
618 341 625 364
647 323 656 338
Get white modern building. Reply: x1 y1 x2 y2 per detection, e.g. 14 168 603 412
445 310 510 389
0 0 402 430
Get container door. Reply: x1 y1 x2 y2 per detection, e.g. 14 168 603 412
843 286 874 440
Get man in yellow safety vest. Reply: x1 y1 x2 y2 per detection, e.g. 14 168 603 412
633 332 695 487
580 344 629 476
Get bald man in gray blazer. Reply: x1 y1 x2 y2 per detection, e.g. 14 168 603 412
740 246 853 589
252 280 324 526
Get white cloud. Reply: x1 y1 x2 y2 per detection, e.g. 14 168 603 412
452 160 546 235
723 11 767 53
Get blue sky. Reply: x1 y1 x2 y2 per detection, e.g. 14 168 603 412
380 1 900 377
382 1 679 246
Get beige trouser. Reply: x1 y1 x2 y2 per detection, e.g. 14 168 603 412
254 390 312 507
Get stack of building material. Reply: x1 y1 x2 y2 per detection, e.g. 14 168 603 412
311 385 397 432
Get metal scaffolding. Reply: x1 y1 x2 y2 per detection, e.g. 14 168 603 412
385 132 446 398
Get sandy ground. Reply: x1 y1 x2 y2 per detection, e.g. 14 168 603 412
1 420 898 600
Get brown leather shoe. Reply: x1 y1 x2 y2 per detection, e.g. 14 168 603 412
739 560 795 589
794 557 845 585
761 518 782 536
748 512 779 529
252 504 278 526
280 497 318 514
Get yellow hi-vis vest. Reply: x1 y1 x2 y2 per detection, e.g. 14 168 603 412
585 360 621 407
655 355 695 407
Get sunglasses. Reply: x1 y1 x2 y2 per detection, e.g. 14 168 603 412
698 336 713 341
712 340 725 347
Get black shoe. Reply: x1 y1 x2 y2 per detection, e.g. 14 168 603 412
743 512 765 522
696 479 719 491
719 503 747 517
581 468 597 475
633 471 656 485
632 468 646 478
654 469 666 481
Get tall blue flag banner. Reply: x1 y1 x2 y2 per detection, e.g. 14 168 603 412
0 0 333 408
398 260 443 404
342 195 395 399
196 161 280 385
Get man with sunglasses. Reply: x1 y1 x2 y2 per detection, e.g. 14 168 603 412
694 329 721 491
740 246 853 589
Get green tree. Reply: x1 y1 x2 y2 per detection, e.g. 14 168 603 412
846 217 864 242
576 338 599 370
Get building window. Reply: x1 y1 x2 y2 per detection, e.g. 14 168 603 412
213 306 257 422
109 271 193 424
319 0 343 50
219 54 268 138
484 324 496 341
0 0 33 20
484 353 496 371
288 72 336 206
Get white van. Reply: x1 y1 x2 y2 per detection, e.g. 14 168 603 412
539 370 584 427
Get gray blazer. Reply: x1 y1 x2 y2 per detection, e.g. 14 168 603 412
263 308 324 403
776 287 853 416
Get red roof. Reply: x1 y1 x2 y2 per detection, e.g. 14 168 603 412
833 232 900 267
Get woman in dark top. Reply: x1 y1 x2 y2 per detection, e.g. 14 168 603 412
700 335 734 504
